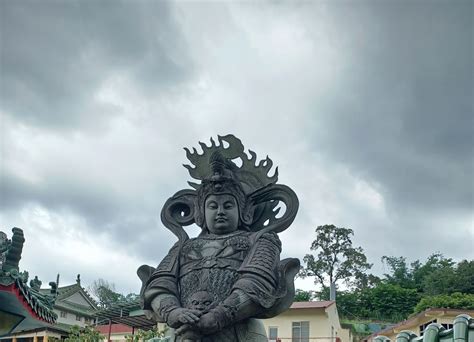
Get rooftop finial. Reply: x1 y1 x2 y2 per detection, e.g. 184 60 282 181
76 274 81 285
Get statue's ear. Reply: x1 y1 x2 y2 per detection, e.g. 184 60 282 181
161 189 198 242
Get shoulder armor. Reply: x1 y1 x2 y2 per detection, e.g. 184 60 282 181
155 242 180 275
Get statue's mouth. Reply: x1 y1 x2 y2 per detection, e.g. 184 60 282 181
216 217 227 222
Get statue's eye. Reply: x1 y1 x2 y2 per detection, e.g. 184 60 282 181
224 202 234 209
207 202 218 209
204 301 211 306
192 300 199 305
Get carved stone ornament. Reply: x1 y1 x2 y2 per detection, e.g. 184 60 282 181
138 134 300 342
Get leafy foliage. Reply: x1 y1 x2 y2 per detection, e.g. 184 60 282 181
126 327 166 342
88 279 138 309
414 292 474 313
65 325 102 342
294 289 315 302
300 225 372 290
453 260 474 293
332 284 419 322
382 253 474 296
299 226 473 322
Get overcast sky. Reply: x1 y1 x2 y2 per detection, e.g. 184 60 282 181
1 0 472 295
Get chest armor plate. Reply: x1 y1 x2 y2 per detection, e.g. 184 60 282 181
178 232 251 308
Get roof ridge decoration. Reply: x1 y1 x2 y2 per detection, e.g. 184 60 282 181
373 314 473 342
0 227 58 329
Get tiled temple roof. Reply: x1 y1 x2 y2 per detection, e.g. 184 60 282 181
39 278 98 316
0 228 58 326
372 313 473 342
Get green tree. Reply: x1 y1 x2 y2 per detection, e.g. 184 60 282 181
332 290 363 319
413 253 455 293
452 260 474 294
88 279 138 309
65 325 102 342
381 256 414 289
359 283 420 321
300 225 372 291
89 279 122 309
414 292 474 313
382 253 459 294
294 289 315 302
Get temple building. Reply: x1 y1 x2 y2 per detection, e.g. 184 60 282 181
0 228 57 340
0 228 98 342
39 275 98 329
365 309 474 342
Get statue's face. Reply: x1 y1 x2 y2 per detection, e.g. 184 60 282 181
205 194 239 235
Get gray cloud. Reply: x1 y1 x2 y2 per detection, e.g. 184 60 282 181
306 1 473 213
1 0 193 129
1 1 472 292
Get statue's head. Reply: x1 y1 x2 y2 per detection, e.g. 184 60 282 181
194 151 253 234
160 135 299 241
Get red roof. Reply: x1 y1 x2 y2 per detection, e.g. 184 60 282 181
96 323 134 334
290 301 335 309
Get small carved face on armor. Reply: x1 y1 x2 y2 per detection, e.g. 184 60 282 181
189 291 215 312
205 194 239 235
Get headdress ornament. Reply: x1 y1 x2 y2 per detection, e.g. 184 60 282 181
161 134 298 241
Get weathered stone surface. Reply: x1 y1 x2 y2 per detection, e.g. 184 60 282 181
138 135 300 341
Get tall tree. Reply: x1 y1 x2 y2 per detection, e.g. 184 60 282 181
294 289 315 302
300 224 372 292
381 256 414 289
453 260 474 294
88 279 125 309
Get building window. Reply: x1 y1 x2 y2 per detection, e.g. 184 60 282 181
269 326 278 341
60 311 67 318
76 315 81 321
442 323 454 330
420 319 437 336
292 321 309 342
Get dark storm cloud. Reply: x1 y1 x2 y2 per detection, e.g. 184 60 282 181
0 167 176 259
1 170 119 225
308 1 473 215
1 0 472 291
0 0 193 129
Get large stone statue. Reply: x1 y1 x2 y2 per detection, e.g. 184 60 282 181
138 135 300 342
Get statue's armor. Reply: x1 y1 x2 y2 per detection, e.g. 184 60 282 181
151 230 282 309
179 231 251 308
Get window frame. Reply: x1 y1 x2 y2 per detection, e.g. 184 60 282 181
292 321 310 342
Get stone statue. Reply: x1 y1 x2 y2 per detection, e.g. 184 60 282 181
138 135 300 342
30 275 42 291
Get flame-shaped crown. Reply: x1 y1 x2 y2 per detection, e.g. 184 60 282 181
183 134 278 194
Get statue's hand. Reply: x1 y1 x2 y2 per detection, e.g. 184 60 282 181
175 324 202 339
167 308 202 328
197 312 220 335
